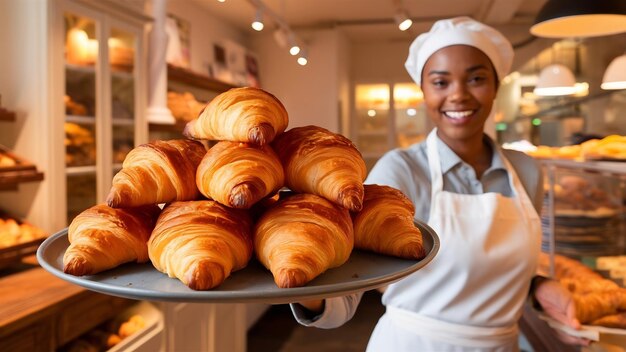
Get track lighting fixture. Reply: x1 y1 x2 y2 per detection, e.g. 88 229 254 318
395 11 413 31
297 50 308 66
288 33 300 56
251 9 264 31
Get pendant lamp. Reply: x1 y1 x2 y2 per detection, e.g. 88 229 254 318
534 64 577 96
602 54 626 90
531 0 626 38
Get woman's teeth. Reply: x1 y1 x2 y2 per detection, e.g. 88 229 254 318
444 110 473 119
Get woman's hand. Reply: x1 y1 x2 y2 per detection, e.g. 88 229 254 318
534 279 591 346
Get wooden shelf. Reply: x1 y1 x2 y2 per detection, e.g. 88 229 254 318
0 109 15 122
0 170 44 191
167 64 238 92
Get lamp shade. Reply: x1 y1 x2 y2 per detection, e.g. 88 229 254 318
602 54 626 90
530 0 626 38
534 64 577 96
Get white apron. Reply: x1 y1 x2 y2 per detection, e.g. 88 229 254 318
367 130 542 352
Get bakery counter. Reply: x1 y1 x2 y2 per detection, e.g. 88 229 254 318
0 258 134 351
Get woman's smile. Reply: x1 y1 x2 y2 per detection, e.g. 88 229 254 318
442 109 478 124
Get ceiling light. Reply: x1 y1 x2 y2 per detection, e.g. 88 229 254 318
602 54 626 90
395 11 413 31
530 0 626 38
288 33 300 55
297 50 308 66
251 9 264 31
533 64 578 96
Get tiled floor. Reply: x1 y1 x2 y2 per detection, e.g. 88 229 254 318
247 290 384 352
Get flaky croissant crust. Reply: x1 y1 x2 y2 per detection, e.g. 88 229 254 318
254 193 354 288
64 204 161 276
353 184 425 259
272 125 366 212
106 139 206 208
148 200 253 290
184 87 289 145
196 141 284 209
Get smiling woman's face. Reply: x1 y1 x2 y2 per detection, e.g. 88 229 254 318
420 45 498 145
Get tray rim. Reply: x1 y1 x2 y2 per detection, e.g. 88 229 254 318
36 220 440 304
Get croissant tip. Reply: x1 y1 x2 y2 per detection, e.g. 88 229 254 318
248 123 274 146
229 183 263 209
63 256 92 276
184 261 226 291
182 120 196 139
275 268 309 288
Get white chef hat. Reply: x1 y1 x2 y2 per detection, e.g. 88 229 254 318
405 16 514 85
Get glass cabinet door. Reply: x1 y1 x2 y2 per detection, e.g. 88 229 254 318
393 83 429 148
64 12 98 223
109 27 136 176
354 84 391 171
62 9 144 225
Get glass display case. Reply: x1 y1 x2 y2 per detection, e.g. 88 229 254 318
541 159 626 276
62 8 146 224
353 82 431 171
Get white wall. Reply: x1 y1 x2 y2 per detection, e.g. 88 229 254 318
0 0 57 232
166 0 249 76
252 28 345 133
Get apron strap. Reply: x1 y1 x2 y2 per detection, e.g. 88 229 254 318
426 129 539 220
386 305 519 348
425 129 443 195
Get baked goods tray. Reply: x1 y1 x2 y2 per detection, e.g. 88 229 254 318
539 313 626 342
37 221 439 304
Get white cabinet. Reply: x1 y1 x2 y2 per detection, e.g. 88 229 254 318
55 0 149 224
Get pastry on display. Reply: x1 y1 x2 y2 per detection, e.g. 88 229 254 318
183 87 289 146
353 184 426 259
0 217 47 248
552 175 619 218
64 204 161 276
65 122 96 166
254 193 354 288
0 152 16 167
148 200 253 290
581 135 626 160
167 91 205 123
538 253 626 328
272 125 367 212
107 139 206 208
196 141 284 209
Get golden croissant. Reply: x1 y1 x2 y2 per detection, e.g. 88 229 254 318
254 193 354 288
573 290 626 323
196 141 284 209
353 184 426 259
148 200 253 290
106 139 206 208
183 87 289 145
64 204 161 276
272 125 367 212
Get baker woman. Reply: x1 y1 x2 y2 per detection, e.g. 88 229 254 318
291 17 590 351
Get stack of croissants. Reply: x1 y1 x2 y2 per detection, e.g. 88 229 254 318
63 87 427 290
539 253 626 329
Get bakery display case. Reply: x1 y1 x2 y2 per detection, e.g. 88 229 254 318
62 6 147 224
541 159 626 265
352 82 431 171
